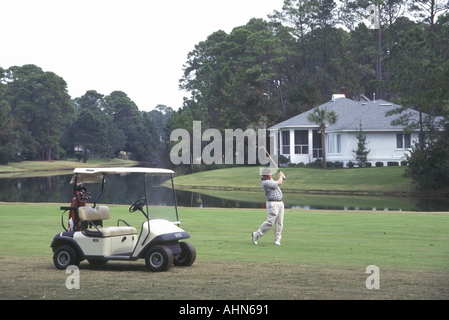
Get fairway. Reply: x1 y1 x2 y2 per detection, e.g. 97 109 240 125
0 203 448 300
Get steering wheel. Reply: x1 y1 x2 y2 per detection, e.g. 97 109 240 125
129 197 147 213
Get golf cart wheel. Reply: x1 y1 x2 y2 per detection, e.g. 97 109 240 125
145 245 173 272
174 242 196 266
53 245 79 270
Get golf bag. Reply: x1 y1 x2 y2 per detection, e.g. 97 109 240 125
67 185 91 232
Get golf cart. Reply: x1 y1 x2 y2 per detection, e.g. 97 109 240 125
50 167 195 272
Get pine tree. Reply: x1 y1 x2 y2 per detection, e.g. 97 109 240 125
352 121 371 167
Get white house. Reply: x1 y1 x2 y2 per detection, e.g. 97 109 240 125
268 96 439 166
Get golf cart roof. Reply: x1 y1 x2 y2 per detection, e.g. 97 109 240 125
73 167 175 175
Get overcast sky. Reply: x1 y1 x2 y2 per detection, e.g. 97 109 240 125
1 0 285 112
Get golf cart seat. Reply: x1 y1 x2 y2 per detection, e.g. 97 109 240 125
78 206 137 237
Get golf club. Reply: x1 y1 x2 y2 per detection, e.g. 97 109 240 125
260 146 286 180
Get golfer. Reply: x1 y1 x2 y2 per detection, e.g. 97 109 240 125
252 168 285 246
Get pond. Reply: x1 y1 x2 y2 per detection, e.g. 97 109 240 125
0 173 448 212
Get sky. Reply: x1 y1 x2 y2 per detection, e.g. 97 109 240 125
1 0 285 112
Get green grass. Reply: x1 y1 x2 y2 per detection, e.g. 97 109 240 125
173 166 413 195
1 203 448 299
1 203 447 271
180 207 449 271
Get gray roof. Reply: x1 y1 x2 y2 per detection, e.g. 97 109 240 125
269 98 435 132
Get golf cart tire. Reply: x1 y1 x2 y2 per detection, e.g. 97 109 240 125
145 245 173 272
174 242 196 267
53 245 80 270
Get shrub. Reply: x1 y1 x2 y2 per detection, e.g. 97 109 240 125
118 151 129 160
347 161 355 168
375 162 384 167
406 126 449 190
279 155 290 167
310 159 322 168
401 160 408 166
387 161 399 166
288 162 304 168
74 152 82 162
365 162 372 168
334 161 343 168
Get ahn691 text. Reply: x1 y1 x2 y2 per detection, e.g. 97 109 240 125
222 304 268 315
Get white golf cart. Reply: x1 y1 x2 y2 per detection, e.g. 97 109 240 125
50 167 195 272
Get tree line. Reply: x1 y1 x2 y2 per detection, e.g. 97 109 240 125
0 64 173 165
173 0 448 133
1 0 448 178
167 0 449 179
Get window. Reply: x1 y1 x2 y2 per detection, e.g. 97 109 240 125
282 131 290 154
396 134 403 148
328 134 341 154
312 130 322 158
397 133 411 149
405 133 411 148
294 130 308 154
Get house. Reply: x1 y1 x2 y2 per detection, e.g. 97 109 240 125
268 96 439 167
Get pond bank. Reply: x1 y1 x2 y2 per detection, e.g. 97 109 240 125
172 166 442 197
175 184 419 196
0 159 139 178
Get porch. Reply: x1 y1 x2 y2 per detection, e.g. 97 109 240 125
275 128 323 164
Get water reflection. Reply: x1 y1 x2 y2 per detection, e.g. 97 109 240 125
0 174 448 212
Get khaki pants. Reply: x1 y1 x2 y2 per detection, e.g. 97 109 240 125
256 201 284 242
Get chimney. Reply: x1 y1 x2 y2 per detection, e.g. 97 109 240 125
332 94 345 100
340 87 351 99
